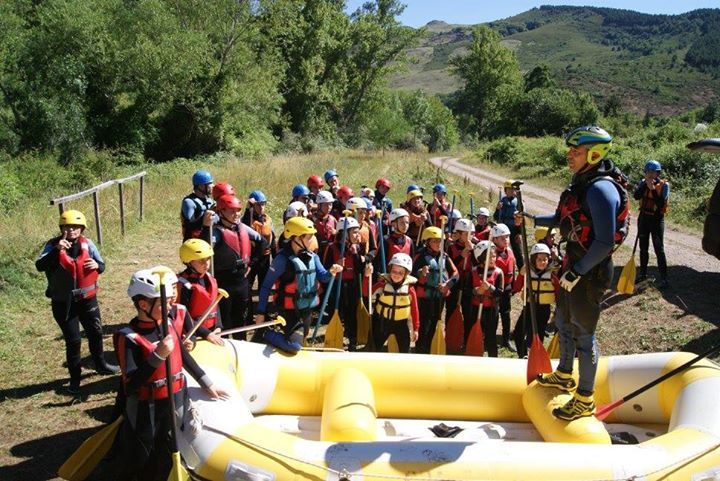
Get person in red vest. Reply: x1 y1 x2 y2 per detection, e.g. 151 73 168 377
203 194 268 337
380 208 415 272
491 223 517 353
176 239 224 346
474 207 492 241
313 191 338 260
446 218 476 348
36 209 118 395
113 268 227 481
470 240 505 357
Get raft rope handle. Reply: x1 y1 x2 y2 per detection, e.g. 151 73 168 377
199 422 720 481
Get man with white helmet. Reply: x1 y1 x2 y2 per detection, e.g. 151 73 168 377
445 218 476 349
312 191 338 259
113 267 227 480
491 223 517 352
474 207 492 241
370 253 419 353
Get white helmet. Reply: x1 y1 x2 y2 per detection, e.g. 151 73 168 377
530 243 551 257
476 207 490 217
128 267 177 299
316 191 334 205
388 253 413 272
337 216 360 231
346 197 367 211
389 208 409 222
451 209 462 220
473 240 495 261
453 218 474 233
285 201 309 218
491 223 511 238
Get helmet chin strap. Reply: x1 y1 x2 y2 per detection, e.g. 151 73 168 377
292 237 310 255
139 297 161 325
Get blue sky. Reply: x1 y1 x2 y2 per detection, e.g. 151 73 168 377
344 1 719 27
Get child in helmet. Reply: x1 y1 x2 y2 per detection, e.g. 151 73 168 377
307 175 325 203
211 182 235 202
242 190 277 292
203 194 268 337
255 218 342 345
177 239 224 346
445 218 476 349
324 169 340 196
332 185 354 219
491 223 517 352
412 226 459 354
380 208 415 272
470 241 504 357
534 226 562 272
347 196 378 262
474 207 492 241
428 183 451 227
634 159 670 287
181 170 215 240
312 191 338 260
112 267 227 480
327 216 374 351
402 189 430 245
36 209 119 394
511 243 560 358
373 178 394 213
371 253 419 353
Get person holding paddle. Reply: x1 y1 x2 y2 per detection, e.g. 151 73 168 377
446 218 476 350
469 240 504 357
112 268 227 481
520 125 629 421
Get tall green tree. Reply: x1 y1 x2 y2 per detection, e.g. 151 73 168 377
523 64 556 92
450 25 522 138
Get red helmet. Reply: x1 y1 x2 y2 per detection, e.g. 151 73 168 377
212 182 235 200
376 178 392 190
216 194 243 210
307 175 324 189
336 185 354 200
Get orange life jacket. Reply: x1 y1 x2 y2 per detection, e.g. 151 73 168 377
640 179 669 216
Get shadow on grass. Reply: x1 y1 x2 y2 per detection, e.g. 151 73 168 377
0 372 118 403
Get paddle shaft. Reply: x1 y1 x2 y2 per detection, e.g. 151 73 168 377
378 205 387 273
475 234 492 325
514 186 540 337
334 214 350 310
184 289 228 339
156 270 180 455
596 343 720 419
311 274 336 343
220 318 284 337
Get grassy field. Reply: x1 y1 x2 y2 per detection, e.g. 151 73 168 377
1 150 718 480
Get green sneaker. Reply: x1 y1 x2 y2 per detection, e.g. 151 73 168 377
553 393 596 421
536 370 577 392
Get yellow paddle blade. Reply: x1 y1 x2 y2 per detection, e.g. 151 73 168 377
431 321 446 355
324 312 345 349
616 254 636 294
356 300 370 346
547 332 560 359
387 334 399 353
58 416 123 481
167 451 190 481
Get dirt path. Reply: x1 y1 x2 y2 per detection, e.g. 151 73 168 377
431 156 720 274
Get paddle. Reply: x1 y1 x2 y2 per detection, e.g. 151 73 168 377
326 211 351 349
387 334 400 353
596 343 720 421
512 181 552 383
219 317 285 337
356 273 370 346
152 266 190 481
446 235 469 353
310 274 336 344
183 288 229 339
430 216 448 355
616 228 639 295
469 192 475 222
377 206 387 274
57 416 123 481
547 332 560 358
466 236 490 357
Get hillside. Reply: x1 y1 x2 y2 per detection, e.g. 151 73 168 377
390 6 720 115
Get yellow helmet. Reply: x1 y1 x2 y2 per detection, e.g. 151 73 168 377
179 238 214 264
59 210 87 228
284 217 317 239
534 226 558 242
421 226 443 242
406 189 423 202
504 179 515 189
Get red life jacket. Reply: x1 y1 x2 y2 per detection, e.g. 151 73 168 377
58 236 99 299
557 164 629 251
114 306 186 401
332 243 361 282
494 247 515 287
471 267 502 307
474 225 490 241
640 179 669 216
215 224 251 273
177 272 219 330
386 234 413 258
448 241 473 284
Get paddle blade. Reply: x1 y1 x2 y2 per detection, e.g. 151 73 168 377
356 300 370 345
595 399 624 421
167 451 190 481
58 416 123 481
527 335 552 384
324 312 345 349
387 334 400 353
616 254 636 294
445 306 464 353
431 321 446 355
465 321 484 356
547 332 560 359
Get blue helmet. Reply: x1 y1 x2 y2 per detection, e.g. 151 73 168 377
324 169 338 182
292 184 310 198
433 183 447 194
192 170 214 186
249 190 267 203
406 184 421 193
644 160 662 173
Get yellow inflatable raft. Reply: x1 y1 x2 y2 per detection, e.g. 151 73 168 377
179 341 720 481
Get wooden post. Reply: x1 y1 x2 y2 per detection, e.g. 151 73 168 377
118 182 126 236
58 203 65 216
93 190 103 245
139 175 145 221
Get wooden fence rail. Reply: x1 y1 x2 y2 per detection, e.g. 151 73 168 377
50 171 146 245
